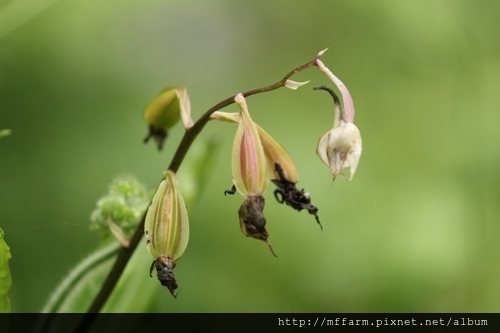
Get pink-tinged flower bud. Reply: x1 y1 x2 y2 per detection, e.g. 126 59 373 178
217 95 277 255
144 170 189 297
143 86 193 150
231 93 269 197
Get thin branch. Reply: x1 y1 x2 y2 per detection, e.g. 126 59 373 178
168 58 317 172
74 53 319 333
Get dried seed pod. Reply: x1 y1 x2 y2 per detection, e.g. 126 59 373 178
144 170 189 297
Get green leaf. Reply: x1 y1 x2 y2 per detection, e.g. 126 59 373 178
0 228 12 313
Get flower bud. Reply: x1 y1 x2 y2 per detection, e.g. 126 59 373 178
144 170 189 297
231 93 269 197
143 86 193 150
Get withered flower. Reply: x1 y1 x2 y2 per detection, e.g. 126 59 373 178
224 93 277 256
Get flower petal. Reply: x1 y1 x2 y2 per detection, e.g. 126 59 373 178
316 131 331 167
256 125 299 183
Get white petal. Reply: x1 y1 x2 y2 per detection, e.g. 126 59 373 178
316 131 331 167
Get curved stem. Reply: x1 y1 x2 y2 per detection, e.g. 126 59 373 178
168 58 317 172
75 54 319 333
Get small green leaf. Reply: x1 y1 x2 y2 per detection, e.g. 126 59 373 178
0 228 12 313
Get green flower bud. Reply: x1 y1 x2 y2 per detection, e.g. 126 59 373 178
143 87 193 150
144 170 189 297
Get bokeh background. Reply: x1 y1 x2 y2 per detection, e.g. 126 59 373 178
1 0 499 312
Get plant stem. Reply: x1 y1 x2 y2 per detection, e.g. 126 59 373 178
168 58 317 172
75 54 319 333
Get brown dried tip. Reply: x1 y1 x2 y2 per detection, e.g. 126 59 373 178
143 125 168 150
272 163 322 230
238 196 277 257
150 257 179 298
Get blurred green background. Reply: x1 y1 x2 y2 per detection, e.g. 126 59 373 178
1 0 499 313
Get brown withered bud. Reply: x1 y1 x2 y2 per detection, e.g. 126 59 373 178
238 196 277 257
150 257 178 298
